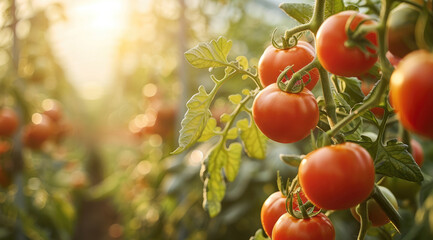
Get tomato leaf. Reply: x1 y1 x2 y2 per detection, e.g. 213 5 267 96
198 117 220 142
375 140 424 182
201 141 242 217
249 229 270 240
279 3 313 24
338 77 365 105
172 86 212 154
325 0 345 19
279 154 303 167
237 118 267 160
185 37 232 68
358 137 423 182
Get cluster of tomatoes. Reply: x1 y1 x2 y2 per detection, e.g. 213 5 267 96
0 100 69 187
252 3 432 239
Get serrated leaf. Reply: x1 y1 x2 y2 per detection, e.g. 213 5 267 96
226 127 238 140
228 94 242 104
249 229 271 240
221 113 231 123
198 118 219 142
172 86 212 154
242 89 250 96
236 56 249 70
279 3 313 24
185 37 232 68
375 140 424 182
224 142 242 181
202 141 242 217
325 0 345 19
237 118 267 159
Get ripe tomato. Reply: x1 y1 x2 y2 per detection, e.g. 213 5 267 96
22 115 55 149
261 191 318 237
272 213 335 240
258 41 319 90
252 83 319 143
42 99 63 123
361 81 384 118
390 50 433 139
410 139 424 167
350 186 398 227
316 11 378 77
0 108 19 137
299 142 375 210
387 4 421 58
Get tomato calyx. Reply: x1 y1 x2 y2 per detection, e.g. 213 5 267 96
271 28 302 50
276 57 320 94
344 13 378 59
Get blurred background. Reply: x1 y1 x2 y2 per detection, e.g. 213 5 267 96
0 0 432 239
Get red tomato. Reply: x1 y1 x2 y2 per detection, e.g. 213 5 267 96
361 81 384 118
252 83 319 143
261 191 318 237
410 139 424 167
0 165 11 188
350 186 398 227
258 41 319 90
299 142 375 210
42 99 63 123
390 50 433 139
316 11 378 77
0 141 11 154
22 115 55 149
386 51 401 67
272 213 335 240
0 108 19 137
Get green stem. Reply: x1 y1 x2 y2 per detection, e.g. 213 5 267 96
356 201 369 240
284 58 320 93
222 63 263 90
319 66 338 127
371 184 402 232
398 124 412 153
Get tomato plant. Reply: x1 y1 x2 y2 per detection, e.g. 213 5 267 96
252 83 319 143
350 186 398 227
272 212 335 240
258 42 319 90
0 108 19 137
390 50 433 140
316 11 378 77
22 114 55 149
298 142 375 210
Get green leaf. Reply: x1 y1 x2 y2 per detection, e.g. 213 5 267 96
375 140 424 182
185 37 232 68
202 141 242 217
198 117 220 142
236 56 249 70
172 85 212 154
280 154 303 167
226 127 238 140
338 77 365 105
325 0 345 19
249 229 271 240
228 94 242 104
279 3 313 24
237 118 267 159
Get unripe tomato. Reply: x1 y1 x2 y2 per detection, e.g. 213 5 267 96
252 83 319 143
272 213 335 240
316 11 378 77
350 186 398 227
299 142 375 210
258 41 319 90
0 108 19 137
390 50 433 139
22 115 55 149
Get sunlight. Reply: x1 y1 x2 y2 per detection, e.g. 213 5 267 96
49 0 128 100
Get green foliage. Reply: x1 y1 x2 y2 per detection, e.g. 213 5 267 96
249 229 270 240
237 118 267 160
279 3 314 24
184 37 232 68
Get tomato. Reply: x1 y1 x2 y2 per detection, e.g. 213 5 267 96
42 99 63 123
0 141 11 154
299 142 375 210
0 108 19 137
387 4 420 58
410 139 424 167
272 213 335 240
350 186 398 227
261 191 319 237
361 81 384 118
252 83 319 143
22 115 55 149
258 41 319 90
316 11 378 77
390 50 433 139
386 51 401 68
0 165 11 188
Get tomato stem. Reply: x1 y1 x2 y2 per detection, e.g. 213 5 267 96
356 201 370 240
319 66 338 128
371 184 402 232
